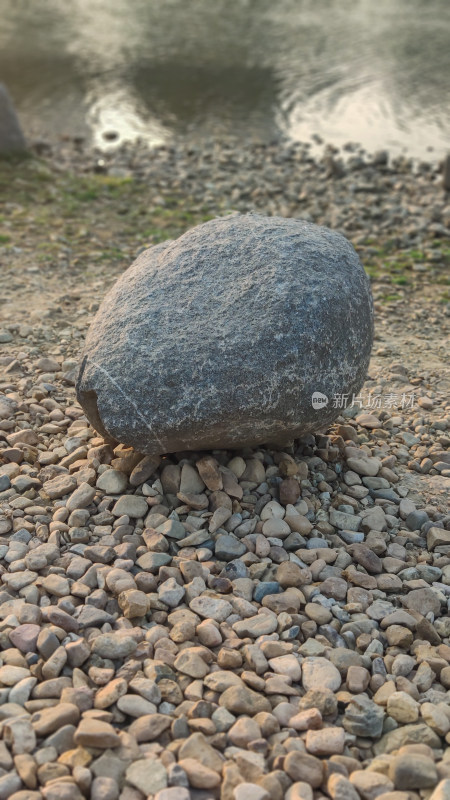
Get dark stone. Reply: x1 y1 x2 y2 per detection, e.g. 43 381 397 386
389 753 438 790
318 625 347 648
369 488 401 503
416 616 441 645
214 534 246 561
77 215 373 455
279 478 301 505
339 530 364 544
76 606 115 628
343 694 385 738
221 560 248 580
348 543 382 574
0 84 27 155
253 581 281 603
0 475 11 491
283 625 301 640
405 509 429 531
306 537 329 549
284 531 307 550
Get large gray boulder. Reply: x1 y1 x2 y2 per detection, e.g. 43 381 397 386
76 214 373 454
0 84 26 156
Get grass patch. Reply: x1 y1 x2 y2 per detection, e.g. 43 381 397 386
0 156 221 281
407 249 425 261
364 264 380 279
380 293 402 303
391 276 409 285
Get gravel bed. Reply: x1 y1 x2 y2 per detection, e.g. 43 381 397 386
0 137 449 800
34 134 450 251
0 345 449 800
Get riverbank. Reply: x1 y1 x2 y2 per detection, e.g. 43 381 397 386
0 141 449 800
1 137 449 400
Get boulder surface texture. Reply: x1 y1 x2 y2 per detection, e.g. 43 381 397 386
76 214 373 454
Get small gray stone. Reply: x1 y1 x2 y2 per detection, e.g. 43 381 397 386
0 772 21 800
343 694 385 738
96 470 128 494
373 722 441 755
404 588 441 616
157 577 185 607
76 606 115 628
66 481 96 510
112 495 148 518
117 694 157 717
215 534 246 561
405 509 429 531
0 84 26 155
156 519 186 539
91 633 137 659
233 613 278 638
219 684 271 715
91 776 119 800
189 595 232 622
389 753 438 790
0 475 11 491
136 552 172 572
125 759 167 795
329 509 361 531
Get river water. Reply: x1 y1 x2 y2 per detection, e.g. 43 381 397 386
2 0 450 159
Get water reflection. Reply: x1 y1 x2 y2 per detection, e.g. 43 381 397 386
1 0 450 158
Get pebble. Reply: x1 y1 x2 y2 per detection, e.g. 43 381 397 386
31 704 80 736
301 657 341 692
386 691 419 723
284 752 324 788
404 587 441 616
305 727 345 755
430 781 450 800
9 624 40 653
343 694 385 738
389 752 438 790
155 790 190 800
350 770 394 799
234 784 270 800
90 633 137 659
276 561 311 588
327 774 360 800
96 469 128 494
0 665 31 685
66 481 96 510
74 720 120 749
178 758 220 788
215 533 246 560
219 685 271 715
111 495 148 518
125 759 168 795
158 577 185 606
189 596 232 621
233 613 278 638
